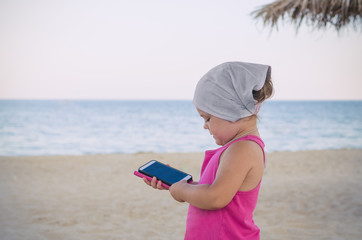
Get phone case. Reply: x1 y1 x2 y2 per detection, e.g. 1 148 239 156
134 171 170 189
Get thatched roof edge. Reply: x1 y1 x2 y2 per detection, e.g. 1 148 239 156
252 0 362 32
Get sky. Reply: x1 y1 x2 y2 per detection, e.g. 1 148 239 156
1 0 361 100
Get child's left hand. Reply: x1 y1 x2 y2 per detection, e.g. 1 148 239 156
169 180 188 202
143 176 169 190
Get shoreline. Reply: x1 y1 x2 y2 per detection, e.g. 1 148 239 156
1 146 361 158
0 149 361 240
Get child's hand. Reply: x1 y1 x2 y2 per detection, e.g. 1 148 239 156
169 180 188 202
143 176 168 190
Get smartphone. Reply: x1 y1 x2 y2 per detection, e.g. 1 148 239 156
138 160 193 186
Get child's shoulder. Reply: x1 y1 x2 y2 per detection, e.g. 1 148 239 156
221 138 263 164
229 136 262 151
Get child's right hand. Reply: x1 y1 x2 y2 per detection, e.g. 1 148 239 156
143 176 169 190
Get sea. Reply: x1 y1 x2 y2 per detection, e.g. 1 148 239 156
0 100 361 156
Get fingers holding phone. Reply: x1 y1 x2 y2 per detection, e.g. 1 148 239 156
143 176 168 190
135 160 193 190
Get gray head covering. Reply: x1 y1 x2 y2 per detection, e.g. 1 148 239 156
193 61 271 122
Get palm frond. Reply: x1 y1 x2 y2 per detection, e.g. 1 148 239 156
252 0 362 32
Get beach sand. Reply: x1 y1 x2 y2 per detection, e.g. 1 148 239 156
0 149 361 240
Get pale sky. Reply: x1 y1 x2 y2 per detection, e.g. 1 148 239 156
1 0 361 100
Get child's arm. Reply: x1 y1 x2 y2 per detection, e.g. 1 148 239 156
169 141 264 210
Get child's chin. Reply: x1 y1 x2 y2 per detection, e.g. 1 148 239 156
212 135 226 145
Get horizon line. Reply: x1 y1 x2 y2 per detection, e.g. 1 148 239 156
0 98 361 102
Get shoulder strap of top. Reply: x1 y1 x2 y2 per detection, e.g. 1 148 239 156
226 135 265 149
244 135 265 149
225 135 266 164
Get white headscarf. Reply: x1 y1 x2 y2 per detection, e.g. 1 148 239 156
193 61 271 122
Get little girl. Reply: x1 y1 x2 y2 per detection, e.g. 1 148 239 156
144 61 273 240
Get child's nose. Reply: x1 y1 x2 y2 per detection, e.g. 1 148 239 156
203 123 208 130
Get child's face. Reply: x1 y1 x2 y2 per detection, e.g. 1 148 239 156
197 108 241 146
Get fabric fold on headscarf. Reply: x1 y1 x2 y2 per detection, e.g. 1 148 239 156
193 61 271 122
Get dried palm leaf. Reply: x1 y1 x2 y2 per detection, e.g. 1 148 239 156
253 0 362 32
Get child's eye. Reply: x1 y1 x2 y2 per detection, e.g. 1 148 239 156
199 114 210 123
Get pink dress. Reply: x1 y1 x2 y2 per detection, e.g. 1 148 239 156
185 135 265 240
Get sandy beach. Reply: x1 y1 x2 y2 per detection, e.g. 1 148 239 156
0 149 361 240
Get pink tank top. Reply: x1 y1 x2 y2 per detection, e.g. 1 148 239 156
185 135 265 240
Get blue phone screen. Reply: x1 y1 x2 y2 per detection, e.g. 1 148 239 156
139 161 191 186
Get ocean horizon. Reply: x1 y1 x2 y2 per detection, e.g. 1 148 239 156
0 100 361 156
